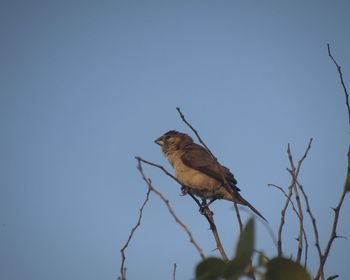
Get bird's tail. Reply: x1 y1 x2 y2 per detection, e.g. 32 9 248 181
234 193 268 222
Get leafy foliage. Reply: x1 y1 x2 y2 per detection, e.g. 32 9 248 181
196 218 255 279
265 257 311 280
195 218 312 280
196 257 226 280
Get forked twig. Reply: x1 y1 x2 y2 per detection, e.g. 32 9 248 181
136 158 206 260
277 138 313 259
312 44 350 280
120 188 151 280
136 156 228 261
293 178 323 278
287 144 305 263
135 157 181 184
315 147 350 280
269 183 309 267
269 184 302 222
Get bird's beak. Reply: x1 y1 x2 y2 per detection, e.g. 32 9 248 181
154 136 164 146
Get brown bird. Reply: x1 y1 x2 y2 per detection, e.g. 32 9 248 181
155 130 267 221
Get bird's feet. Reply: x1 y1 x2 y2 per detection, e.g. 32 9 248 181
199 200 213 216
180 185 189 196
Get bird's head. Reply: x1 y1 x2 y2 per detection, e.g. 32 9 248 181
154 130 193 154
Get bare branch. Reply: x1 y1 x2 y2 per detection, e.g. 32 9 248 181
268 184 302 221
176 107 214 157
269 183 309 267
136 156 229 261
315 147 350 280
312 44 350 279
136 158 206 260
296 138 313 177
294 179 323 278
172 263 177 280
135 157 181 184
277 182 293 256
276 138 313 259
120 187 151 280
187 192 229 261
327 44 350 128
233 202 244 233
288 144 306 263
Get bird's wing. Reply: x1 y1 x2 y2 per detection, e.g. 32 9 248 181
181 144 240 191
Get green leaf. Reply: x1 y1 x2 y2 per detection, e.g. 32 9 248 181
195 257 226 280
224 259 244 280
265 257 311 280
345 175 350 192
235 218 255 266
225 218 255 279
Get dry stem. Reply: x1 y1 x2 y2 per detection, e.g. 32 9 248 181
136 158 206 260
327 44 350 128
314 147 350 280
172 263 177 280
276 138 313 260
119 188 151 280
269 183 309 267
136 156 229 261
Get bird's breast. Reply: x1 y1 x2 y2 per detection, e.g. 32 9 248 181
173 161 219 191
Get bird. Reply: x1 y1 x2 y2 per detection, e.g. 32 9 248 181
154 130 267 221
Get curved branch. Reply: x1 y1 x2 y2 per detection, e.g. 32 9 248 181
136 158 206 260
327 44 350 128
120 188 151 280
136 156 229 261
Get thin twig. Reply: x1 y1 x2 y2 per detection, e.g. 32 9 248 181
135 157 181 184
187 192 229 261
136 158 206 260
313 44 350 280
176 107 214 157
291 138 313 268
286 173 311 268
327 44 350 128
294 178 323 279
269 183 309 267
176 107 243 232
233 202 243 233
315 147 350 280
269 184 302 221
120 188 151 280
295 138 313 177
287 144 305 263
277 138 313 258
277 181 293 256
172 263 177 280
136 156 229 261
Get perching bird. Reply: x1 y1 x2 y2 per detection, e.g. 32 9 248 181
155 130 267 221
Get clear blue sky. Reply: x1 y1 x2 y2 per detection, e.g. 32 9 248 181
1 1 350 279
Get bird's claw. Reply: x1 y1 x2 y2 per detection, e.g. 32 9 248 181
180 185 189 196
199 206 213 216
199 203 213 215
